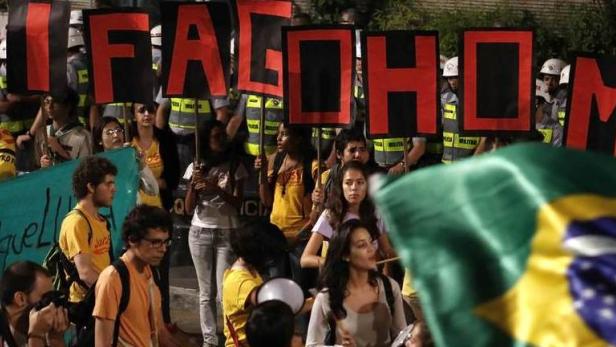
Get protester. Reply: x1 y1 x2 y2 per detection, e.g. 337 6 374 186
306 219 406 346
184 119 248 347
301 161 396 269
255 123 316 243
246 300 295 347
38 90 92 168
0 261 69 347
222 221 271 347
311 128 370 210
59 156 116 303
130 102 179 327
93 205 178 347
92 116 160 202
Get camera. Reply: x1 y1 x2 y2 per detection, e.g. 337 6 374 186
33 290 69 311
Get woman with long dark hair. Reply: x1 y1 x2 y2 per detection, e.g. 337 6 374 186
130 102 179 210
300 161 395 269
306 219 406 347
184 119 247 347
255 123 316 243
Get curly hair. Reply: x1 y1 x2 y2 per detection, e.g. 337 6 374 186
122 205 173 246
318 219 379 319
324 161 379 240
230 220 282 271
72 156 118 200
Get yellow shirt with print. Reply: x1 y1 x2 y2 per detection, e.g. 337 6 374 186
0 128 16 181
59 205 111 302
222 267 263 347
132 138 163 208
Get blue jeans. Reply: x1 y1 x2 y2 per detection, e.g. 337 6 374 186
189 226 234 345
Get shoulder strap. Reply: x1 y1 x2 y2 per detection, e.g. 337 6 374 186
379 274 395 316
111 259 131 347
71 209 93 245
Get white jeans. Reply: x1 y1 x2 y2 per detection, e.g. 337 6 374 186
188 226 234 346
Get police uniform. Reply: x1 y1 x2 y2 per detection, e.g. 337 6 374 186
536 115 563 147
552 88 567 127
236 94 284 157
311 127 336 156
156 89 229 171
441 90 479 163
67 52 90 126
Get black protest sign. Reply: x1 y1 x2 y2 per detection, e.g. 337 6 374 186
363 31 439 138
565 55 616 155
7 0 69 95
83 9 152 104
161 2 231 99
232 0 291 98
283 26 355 127
459 29 534 135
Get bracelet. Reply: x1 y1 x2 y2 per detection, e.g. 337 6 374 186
26 130 32 138
27 333 45 341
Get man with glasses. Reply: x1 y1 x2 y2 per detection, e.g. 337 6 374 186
59 156 116 304
93 205 178 347
38 89 92 168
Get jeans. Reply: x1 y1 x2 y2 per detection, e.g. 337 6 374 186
189 226 234 345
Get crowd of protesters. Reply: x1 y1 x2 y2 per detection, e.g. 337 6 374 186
0 3 572 347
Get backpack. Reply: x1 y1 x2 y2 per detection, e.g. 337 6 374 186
325 273 396 345
43 209 113 296
72 259 130 347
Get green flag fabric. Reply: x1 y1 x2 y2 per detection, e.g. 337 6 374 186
0 148 139 270
373 143 616 347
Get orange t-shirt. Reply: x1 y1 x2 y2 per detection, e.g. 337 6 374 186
93 254 164 347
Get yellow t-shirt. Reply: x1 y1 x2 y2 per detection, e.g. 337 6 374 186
93 254 164 347
0 128 16 181
132 138 163 207
402 269 416 297
269 167 309 241
59 205 111 302
222 267 263 347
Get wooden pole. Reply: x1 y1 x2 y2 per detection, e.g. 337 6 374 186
403 137 409 173
194 98 200 166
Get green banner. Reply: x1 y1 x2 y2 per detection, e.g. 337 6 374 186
0 148 139 270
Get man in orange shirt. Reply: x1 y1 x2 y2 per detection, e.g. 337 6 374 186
93 205 178 347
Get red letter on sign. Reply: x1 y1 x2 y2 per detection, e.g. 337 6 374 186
235 0 291 97
366 34 438 136
26 3 50 91
567 57 616 155
167 5 226 97
89 13 149 103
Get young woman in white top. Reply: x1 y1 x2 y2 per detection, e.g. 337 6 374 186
184 119 248 347
300 161 395 269
306 219 406 347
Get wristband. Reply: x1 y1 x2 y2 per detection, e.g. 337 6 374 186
26 130 32 138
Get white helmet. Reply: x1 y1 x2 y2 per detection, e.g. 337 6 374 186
540 58 566 76
443 56 458 77
70 10 83 26
440 55 448 70
67 27 84 49
535 78 551 103
0 40 6 60
560 64 570 85
150 25 161 47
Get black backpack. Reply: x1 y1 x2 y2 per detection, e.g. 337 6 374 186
72 259 130 347
43 209 113 296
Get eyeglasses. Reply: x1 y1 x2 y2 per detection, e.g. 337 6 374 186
136 105 156 114
142 237 172 248
103 127 124 136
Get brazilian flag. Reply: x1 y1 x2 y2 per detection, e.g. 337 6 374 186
373 143 616 347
